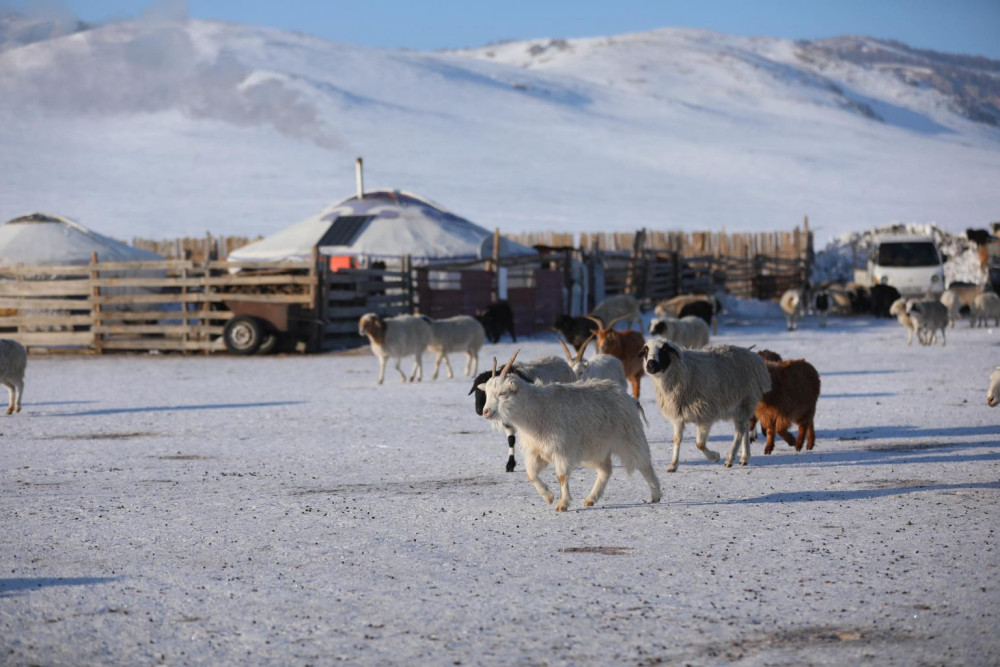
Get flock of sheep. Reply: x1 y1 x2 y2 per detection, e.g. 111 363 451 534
357 295 828 511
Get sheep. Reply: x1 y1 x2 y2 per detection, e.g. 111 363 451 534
906 299 948 346
641 339 771 471
940 285 981 327
552 314 599 353
648 316 710 349
987 367 1000 407
889 298 922 346
476 301 516 344
557 334 628 389
479 350 661 511
588 315 647 399
425 315 486 380
779 288 804 331
654 294 718 332
358 313 432 384
469 355 576 472
0 339 27 415
590 294 642 331
752 358 821 455
972 292 1000 328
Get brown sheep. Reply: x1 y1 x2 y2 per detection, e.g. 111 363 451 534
587 315 646 398
753 357 821 455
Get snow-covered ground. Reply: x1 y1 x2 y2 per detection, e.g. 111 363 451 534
2 308 998 665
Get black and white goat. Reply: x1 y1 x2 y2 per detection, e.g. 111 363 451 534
479 351 661 511
469 355 575 472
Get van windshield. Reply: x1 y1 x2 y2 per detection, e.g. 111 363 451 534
876 242 940 267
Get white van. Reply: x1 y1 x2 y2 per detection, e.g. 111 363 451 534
867 234 945 297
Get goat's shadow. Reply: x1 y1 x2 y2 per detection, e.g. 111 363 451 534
44 401 307 417
0 576 121 598
684 480 1000 506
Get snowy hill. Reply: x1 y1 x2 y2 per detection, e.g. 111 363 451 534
0 15 998 247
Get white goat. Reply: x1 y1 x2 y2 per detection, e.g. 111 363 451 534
889 298 922 346
358 313 431 384
479 351 661 511
648 316 710 349
469 355 576 472
0 339 27 415
641 339 771 471
940 285 981 327
906 300 948 346
779 289 803 331
557 334 627 389
590 295 642 331
972 292 1000 328
987 367 1000 407
426 315 486 380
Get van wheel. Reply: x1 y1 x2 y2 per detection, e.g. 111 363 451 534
224 316 265 355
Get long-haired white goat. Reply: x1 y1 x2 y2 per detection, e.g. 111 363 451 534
358 313 431 384
426 315 486 380
469 355 576 472
479 350 661 511
0 339 26 415
557 334 627 389
641 339 771 471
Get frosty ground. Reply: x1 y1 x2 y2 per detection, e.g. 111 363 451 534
2 309 998 666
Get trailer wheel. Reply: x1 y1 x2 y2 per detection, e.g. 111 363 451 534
224 315 265 355
257 332 280 355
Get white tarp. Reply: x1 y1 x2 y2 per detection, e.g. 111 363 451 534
228 190 536 264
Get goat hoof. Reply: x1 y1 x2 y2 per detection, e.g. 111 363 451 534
584 500 595 507
555 505 568 512
666 465 677 473
543 493 555 504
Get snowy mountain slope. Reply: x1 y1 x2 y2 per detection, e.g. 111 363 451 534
0 16 997 246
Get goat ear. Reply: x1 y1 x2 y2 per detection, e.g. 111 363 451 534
476 383 487 393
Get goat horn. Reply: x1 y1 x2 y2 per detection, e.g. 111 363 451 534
606 314 630 330
578 332 596 362
491 356 498 378
499 349 520 379
584 315 605 329
556 336 573 363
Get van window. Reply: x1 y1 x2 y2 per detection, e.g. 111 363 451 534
876 242 940 267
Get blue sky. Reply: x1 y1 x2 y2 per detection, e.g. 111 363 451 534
7 0 1000 59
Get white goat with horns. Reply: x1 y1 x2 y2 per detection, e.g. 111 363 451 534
479 350 661 512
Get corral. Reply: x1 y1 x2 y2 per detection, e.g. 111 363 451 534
1 310 997 665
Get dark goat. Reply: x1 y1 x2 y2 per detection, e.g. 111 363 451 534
676 300 714 329
967 228 994 246
553 314 598 352
476 301 516 344
869 284 901 318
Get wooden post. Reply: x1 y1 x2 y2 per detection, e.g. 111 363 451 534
491 228 501 302
90 251 103 354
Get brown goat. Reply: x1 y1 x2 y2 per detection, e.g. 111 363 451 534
753 358 821 455
587 315 646 398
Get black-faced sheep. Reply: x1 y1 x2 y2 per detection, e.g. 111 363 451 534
648 316 710 349
469 355 576 472
752 358 821 454
0 339 27 415
476 301 517 344
641 339 771 471
358 313 432 384
590 294 642 330
424 315 486 380
479 351 661 511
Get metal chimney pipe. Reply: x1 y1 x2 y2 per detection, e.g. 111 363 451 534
355 157 364 200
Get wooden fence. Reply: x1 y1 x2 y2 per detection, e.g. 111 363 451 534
0 256 316 353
